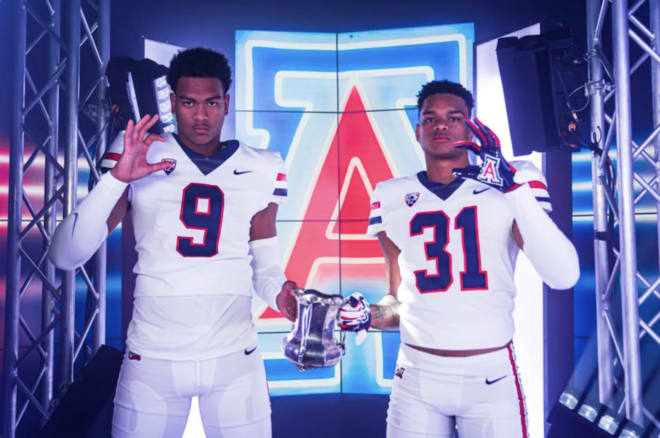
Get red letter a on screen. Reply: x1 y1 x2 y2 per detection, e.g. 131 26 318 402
259 87 395 318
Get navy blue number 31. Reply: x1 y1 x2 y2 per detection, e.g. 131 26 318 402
177 183 224 257
410 206 488 293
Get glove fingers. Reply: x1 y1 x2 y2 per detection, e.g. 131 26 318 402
464 119 488 146
473 118 501 150
473 117 490 133
484 126 502 149
453 141 481 154
473 117 486 130
346 291 364 301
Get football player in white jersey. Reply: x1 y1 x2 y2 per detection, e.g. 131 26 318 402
49 48 297 438
339 80 580 437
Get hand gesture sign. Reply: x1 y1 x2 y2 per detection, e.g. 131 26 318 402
452 118 519 193
110 115 173 183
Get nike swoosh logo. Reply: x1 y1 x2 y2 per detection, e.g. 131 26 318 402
485 375 507 385
473 188 490 195
234 169 253 175
244 346 257 355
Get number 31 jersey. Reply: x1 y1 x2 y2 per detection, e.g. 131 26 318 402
367 169 550 350
101 133 286 298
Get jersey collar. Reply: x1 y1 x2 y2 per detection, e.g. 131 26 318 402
417 171 465 201
173 135 239 175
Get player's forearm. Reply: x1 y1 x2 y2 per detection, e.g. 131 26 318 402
507 184 580 289
48 172 128 270
370 295 400 330
249 236 287 310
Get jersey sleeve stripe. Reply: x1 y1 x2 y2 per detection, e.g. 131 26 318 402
276 173 286 181
100 158 119 171
535 197 552 212
528 180 547 190
273 188 288 197
529 184 551 209
369 216 382 225
371 201 381 210
103 152 122 162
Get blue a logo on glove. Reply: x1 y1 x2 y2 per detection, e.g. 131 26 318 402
477 155 504 187
452 118 519 193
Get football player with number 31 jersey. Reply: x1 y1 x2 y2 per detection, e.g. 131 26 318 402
49 48 298 438
340 80 579 438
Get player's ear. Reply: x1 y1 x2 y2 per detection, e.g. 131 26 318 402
224 93 230 115
170 93 176 111
415 123 421 142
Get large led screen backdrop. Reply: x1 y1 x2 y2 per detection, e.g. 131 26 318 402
234 24 474 396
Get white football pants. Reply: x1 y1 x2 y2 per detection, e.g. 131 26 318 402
387 343 529 438
112 347 271 438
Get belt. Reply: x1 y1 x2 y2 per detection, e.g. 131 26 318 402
405 340 512 357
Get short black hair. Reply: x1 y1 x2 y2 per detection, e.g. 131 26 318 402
417 80 474 115
167 47 232 94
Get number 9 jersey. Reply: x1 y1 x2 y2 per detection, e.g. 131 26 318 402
101 133 287 298
367 168 551 350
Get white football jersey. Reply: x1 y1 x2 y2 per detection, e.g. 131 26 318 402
101 133 287 298
367 167 551 350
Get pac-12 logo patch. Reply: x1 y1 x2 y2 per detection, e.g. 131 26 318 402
163 158 177 175
405 192 420 207
395 367 405 378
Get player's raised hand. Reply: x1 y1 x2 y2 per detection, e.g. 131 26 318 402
111 115 172 183
452 118 519 193
276 280 298 322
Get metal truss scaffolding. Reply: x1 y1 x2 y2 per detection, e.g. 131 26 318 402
3 0 660 437
2 1 110 437
587 0 660 429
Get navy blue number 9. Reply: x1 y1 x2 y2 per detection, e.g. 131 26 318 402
410 207 488 293
176 183 224 257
